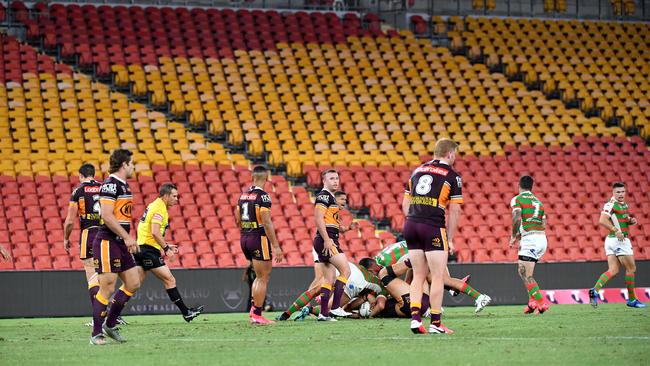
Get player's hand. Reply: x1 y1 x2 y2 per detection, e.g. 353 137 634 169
273 246 284 263
509 236 518 248
348 221 359 231
326 238 336 256
447 240 455 255
63 239 70 253
0 245 11 261
615 230 625 242
630 217 638 226
125 237 139 254
167 244 179 254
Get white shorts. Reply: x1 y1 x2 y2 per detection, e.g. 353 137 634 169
604 237 633 256
312 248 319 263
518 234 547 261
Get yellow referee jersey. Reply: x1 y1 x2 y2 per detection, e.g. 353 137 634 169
137 197 169 251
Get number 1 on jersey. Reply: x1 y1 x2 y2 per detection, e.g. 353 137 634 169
241 203 250 221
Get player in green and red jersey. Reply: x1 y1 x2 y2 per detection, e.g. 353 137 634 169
374 241 491 313
589 182 645 308
509 175 550 315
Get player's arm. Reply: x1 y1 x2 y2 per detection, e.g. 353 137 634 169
100 200 138 253
150 220 177 259
369 294 387 318
599 212 624 241
510 208 522 247
63 202 78 252
261 209 283 263
446 203 461 254
235 206 241 227
314 205 333 254
401 194 411 216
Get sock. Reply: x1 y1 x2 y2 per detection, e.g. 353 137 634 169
88 285 99 307
625 274 637 302
286 289 315 316
594 271 612 291
106 287 133 328
92 292 109 337
166 287 189 316
331 276 348 310
526 282 543 304
410 301 422 322
252 305 263 316
311 305 321 316
319 284 332 316
460 282 481 300
430 309 442 327
420 294 430 315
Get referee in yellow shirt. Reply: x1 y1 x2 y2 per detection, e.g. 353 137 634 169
135 183 203 322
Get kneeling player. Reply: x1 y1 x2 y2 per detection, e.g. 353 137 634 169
134 183 203 322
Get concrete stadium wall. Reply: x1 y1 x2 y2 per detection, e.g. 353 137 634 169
0 260 648 318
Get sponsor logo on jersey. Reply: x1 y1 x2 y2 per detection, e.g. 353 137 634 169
261 194 271 203
240 193 258 201
416 166 449 176
119 202 133 217
85 186 101 193
317 194 330 202
101 183 117 195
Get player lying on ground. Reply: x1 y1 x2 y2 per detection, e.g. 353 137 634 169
374 241 492 313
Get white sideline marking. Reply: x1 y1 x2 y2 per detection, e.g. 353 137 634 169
168 336 650 342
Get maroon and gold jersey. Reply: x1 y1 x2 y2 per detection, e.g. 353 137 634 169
97 174 133 238
69 180 102 230
238 186 272 235
314 189 340 238
404 160 463 227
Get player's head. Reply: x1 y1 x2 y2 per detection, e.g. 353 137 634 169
612 181 625 202
78 163 95 180
321 169 339 191
109 149 134 177
519 175 534 192
159 183 179 207
433 138 459 165
252 165 269 186
358 257 381 275
334 191 347 208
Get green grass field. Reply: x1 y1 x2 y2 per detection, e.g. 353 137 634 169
0 304 648 366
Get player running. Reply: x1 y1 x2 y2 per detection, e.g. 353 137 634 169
509 175 550 315
589 182 646 308
236 166 284 324
374 241 491 313
134 183 204 322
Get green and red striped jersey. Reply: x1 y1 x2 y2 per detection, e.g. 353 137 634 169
374 241 408 267
510 191 545 235
602 198 630 238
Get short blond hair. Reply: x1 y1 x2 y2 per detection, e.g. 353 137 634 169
433 138 459 158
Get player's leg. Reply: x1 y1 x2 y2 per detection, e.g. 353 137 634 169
317 263 336 319
150 265 203 321
91 271 117 343
444 267 491 313
83 258 99 309
328 252 352 316
103 266 140 341
425 249 451 333
517 260 544 313
250 258 273 322
590 254 620 307
278 262 325 320
619 252 646 308
407 248 427 332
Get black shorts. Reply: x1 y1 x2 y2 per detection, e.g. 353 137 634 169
378 298 401 318
403 220 449 252
241 233 272 261
313 235 342 263
518 255 538 263
134 244 166 271
79 227 99 260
